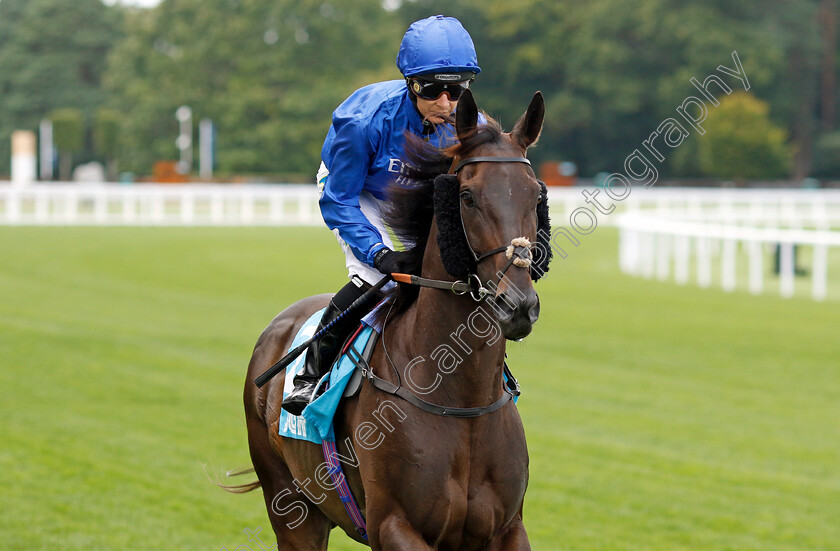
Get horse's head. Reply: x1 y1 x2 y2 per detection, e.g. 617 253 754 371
434 89 550 340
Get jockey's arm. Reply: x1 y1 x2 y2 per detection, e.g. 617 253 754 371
319 117 389 268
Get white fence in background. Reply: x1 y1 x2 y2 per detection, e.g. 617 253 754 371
4 183 840 228
616 212 840 301
625 188 840 229
0 183 321 226
555 187 840 301
3 182 840 300
549 186 840 228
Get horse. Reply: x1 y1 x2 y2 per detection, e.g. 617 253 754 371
237 89 551 550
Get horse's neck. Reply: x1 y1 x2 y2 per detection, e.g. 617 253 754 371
388 223 507 407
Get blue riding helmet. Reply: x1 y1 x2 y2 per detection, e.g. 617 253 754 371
396 15 481 78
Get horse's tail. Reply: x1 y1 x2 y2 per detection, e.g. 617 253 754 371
209 466 262 494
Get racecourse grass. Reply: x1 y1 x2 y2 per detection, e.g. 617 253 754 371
0 225 837 550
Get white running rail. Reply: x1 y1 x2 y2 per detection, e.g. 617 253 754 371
0 183 321 226
3 183 840 300
617 213 840 301
546 186 840 228
3 183 840 228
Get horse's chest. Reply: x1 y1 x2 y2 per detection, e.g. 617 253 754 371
355 404 529 548
424 438 528 547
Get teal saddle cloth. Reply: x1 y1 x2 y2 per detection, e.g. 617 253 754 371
279 308 376 444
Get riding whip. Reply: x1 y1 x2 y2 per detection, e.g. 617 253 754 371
253 274 392 388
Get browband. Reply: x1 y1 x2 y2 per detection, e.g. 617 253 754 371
452 156 531 174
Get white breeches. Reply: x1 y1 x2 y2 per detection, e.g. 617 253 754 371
317 162 394 286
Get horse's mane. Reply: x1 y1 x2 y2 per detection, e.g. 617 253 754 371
376 115 504 319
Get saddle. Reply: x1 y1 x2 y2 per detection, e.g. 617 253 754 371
278 309 379 444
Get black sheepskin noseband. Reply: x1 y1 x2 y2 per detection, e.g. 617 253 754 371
433 174 475 278
533 180 553 279
432 174 553 281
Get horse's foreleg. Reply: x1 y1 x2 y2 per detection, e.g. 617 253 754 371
370 515 434 551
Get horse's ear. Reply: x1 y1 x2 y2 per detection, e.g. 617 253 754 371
511 91 544 150
456 89 478 142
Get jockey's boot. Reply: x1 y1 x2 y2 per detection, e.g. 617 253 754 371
281 277 374 416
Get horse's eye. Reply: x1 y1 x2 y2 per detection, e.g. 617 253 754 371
460 190 476 208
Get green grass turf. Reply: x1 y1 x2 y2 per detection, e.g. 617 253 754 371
0 226 837 550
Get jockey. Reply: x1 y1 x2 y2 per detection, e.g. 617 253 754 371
282 15 481 415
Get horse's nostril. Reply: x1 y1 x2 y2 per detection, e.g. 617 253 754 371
493 293 515 321
528 294 541 323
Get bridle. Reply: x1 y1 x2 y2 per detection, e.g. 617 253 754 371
451 155 532 174
370 154 534 418
395 155 537 301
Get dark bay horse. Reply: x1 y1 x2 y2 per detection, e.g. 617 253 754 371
239 89 549 550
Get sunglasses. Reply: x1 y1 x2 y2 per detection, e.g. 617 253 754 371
409 77 473 101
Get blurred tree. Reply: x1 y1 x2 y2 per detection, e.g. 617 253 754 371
87 0 835 180
752 0 821 179
0 0 121 176
0 0 29 50
93 107 122 181
697 92 792 180
50 108 85 181
394 0 785 176
811 130 840 176
466 0 832 179
820 0 837 131
105 0 400 177
0 0 32 178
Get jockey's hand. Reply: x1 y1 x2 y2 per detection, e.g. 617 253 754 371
374 248 420 276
